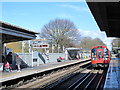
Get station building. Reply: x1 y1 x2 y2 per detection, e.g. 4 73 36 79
0 21 38 69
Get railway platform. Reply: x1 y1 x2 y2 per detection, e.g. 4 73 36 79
104 57 120 89
0 58 89 84
1 57 120 89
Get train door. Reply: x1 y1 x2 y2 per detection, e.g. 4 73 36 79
96 49 103 60
91 48 97 60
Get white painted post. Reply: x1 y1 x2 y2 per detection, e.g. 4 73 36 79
22 41 25 53
37 52 39 66
29 40 31 53
31 51 33 67
63 45 65 53
52 44 54 53
4 43 7 57
65 49 68 60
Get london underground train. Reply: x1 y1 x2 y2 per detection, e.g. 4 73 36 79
91 46 111 68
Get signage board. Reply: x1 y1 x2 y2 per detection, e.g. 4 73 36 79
32 44 49 48
31 39 49 48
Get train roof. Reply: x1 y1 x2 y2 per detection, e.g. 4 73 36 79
91 46 108 49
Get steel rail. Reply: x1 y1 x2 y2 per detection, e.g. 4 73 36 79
48 65 92 90
72 71 95 90
16 61 91 89
44 68 107 90
84 72 98 89
74 70 104 90
95 70 104 90
47 69 106 90
84 70 103 89
66 72 91 90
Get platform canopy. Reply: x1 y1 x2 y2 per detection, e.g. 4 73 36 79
0 21 38 43
86 0 120 37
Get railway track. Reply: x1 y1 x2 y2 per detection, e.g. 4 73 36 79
42 68 108 90
2 59 91 89
68 70 104 90
16 61 108 90
2 58 108 90
17 61 91 89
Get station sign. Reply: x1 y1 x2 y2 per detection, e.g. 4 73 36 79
31 39 49 48
32 44 49 48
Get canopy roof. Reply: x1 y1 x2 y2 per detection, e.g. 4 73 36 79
86 1 120 37
0 21 39 43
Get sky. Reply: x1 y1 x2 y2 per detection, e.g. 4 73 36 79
1 1 114 50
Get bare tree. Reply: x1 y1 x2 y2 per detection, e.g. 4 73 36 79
40 18 81 52
92 38 106 46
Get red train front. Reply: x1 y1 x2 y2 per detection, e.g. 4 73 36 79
91 46 111 68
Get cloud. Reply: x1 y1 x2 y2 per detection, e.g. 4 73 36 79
79 29 105 39
57 4 89 12
79 29 115 50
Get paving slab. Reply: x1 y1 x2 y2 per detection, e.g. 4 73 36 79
104 58 120 89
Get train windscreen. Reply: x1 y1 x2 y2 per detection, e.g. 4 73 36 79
91 47 109 60
103 48 109 60
91 48 97 60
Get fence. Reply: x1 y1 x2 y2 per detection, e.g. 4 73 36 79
16 53 33 67
16 52 65 67
15 51 90 67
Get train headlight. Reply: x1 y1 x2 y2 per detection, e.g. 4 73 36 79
104 57 108 60
92 57 96 60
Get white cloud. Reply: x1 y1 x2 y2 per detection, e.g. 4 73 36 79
79 29 105 39
57 4 89 12
79 29 115 50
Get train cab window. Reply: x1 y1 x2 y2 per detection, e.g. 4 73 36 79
98 51 102 59
104 48 109 57
91 48 96 60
